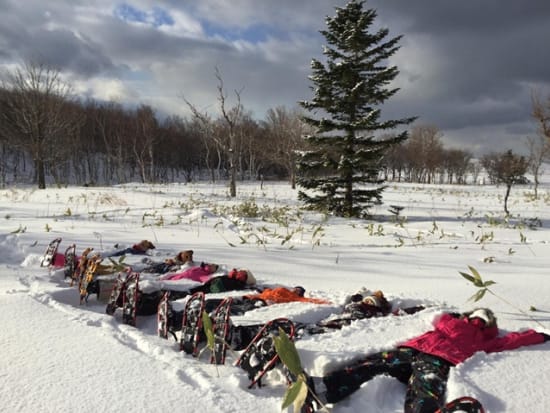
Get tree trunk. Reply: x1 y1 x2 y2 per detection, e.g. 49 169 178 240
36 158 46 189
504 184 512 215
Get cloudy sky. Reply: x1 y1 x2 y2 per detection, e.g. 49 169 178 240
1 0 549 156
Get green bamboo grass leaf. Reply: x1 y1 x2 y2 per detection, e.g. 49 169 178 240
281 380 308 411
274 328 302 376
464 265 481 286
468 265 481 279
460 265 545 328
475 289 487 301
202 311 215 349
10 225 27 234
108 256 128 272
469 288 487 302
459 271 475 283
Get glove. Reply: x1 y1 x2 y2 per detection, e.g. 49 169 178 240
541 332 550 342
350 293 363 303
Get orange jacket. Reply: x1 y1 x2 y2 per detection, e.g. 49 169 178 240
244 287 330 305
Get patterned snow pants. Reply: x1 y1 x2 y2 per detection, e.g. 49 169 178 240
321 347 451 413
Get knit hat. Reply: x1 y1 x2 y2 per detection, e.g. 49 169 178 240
362 295 383 307
139 240 155 250
467 308 497 327
228 268 257 285
244 269 256 285
293 286 306 297
176 250 194 263
202 262 219 273
350 293 364 303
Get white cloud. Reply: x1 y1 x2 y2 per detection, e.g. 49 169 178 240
73 77 139 102
158 9 203 38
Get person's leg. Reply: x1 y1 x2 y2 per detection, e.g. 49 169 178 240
320 347 416 404
404 353 451 413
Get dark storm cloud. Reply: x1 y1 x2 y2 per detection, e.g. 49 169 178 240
0 0 117 77
359 0 550 153
19 29 116 77
0 0 549 155
372 1 550 35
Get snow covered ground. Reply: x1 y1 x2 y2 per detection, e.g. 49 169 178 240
1 178 549 412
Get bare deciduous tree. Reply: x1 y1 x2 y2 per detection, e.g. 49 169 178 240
406 124 444 183
215 68 242 197
525 134 550 199
183 67 244 196
443 148 472 184
529 90 550 198
532 90 550 142
481 150 528 215
132 104 158 183
263 106 309 188
0 61 80 188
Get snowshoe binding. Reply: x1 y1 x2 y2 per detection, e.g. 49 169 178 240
78 254 101 304
63 244 76 281
40 237 62 267
210 297 233 365
157 291 174 339
235 317 295 388
180 292 206 356
105 270 130 315
122 272 140 326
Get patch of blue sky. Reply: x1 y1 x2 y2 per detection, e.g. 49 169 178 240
202 20 287 43
114 3 174 28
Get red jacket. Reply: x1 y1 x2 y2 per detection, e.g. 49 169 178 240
400 313 545 365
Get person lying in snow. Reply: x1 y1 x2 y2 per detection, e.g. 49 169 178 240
47 240 156 270
141 249 195 274
299 308 550 413
165 249 195 268
187 268 258 295
293 289 426 336
241 285 331 305
213 286 331 349
227 289 424 348
108 240 156 257
160 262 220 283
166 275 327 309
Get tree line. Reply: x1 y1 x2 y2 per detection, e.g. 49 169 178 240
0 62 314 189
1 62 548 197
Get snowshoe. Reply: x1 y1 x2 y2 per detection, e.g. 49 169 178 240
40 238 62 267
105 270 129 315
235 317 295 388
435 396 485 413
157 291 173 339
74 247 93 287
122 272 140 327
78 254 101 304
63 244 77 281
210 297 233 365
180 292 206 356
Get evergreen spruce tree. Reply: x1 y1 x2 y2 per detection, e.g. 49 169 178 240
297 0 416 218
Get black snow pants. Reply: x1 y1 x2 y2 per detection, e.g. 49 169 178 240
321 347 451 413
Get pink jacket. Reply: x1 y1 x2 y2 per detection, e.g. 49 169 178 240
400 313 545 365
162 266 213 283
